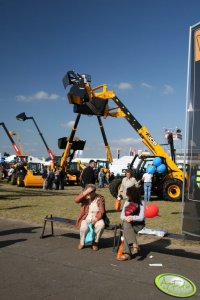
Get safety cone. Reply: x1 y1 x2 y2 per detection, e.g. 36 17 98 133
115 199 121 211
117 236 124 259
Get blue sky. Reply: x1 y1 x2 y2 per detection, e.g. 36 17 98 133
0 0 200 159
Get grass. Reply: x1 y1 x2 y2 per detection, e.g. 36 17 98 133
0 181 183 234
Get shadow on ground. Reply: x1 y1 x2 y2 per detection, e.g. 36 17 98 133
0 226 41 236
137 238 200 261
0 239 27 249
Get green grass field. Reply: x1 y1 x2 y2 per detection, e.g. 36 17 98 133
0 182 183 234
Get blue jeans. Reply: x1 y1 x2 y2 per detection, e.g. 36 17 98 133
144 182 152 201
98 178 104 188
43 178 47 190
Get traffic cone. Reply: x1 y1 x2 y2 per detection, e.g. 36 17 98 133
117 236 124 259
115 199 121 211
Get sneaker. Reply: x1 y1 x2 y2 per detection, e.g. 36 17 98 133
92 242 99 251
131 245 140 255
117 254 131 261
78 244 84 250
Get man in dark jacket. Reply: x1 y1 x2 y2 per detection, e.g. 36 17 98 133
81 160 96 188
59 167 66 190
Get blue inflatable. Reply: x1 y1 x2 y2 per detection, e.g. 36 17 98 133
146 164 156 174
157 163 167 173
153 157 162 167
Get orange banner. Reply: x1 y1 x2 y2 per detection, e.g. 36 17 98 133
194 29 200 61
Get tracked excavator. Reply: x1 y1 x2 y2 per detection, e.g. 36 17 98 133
62 70 185 201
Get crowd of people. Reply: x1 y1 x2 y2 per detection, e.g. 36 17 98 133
80 159 115 189
42 166 66 190
41 159 115 191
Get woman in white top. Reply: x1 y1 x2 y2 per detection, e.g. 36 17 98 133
118 170 139 199
74 184 105 251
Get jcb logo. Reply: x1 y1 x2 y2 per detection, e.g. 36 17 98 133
147 134 157 146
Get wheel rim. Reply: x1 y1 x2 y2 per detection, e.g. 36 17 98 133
168 184 181 198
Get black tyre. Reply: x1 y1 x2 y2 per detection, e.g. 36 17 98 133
109 178 122 198
10 173 17 185
68 181 75 185
163 179 182 201
156 189 164 200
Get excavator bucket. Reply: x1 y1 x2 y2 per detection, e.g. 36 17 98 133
63 70 108 115
63 70 91 89
73 98 108 116
58 137 86 150
62 70 80 89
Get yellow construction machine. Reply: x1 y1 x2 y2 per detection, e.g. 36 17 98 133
0 122 44 187
58 136 86 185
10 155 43 187
62 70 184 201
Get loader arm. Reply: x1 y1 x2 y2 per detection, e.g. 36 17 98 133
110 96 183 180
98 91 183 181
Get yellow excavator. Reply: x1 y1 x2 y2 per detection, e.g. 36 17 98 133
58 136 86 185
62 70 184 201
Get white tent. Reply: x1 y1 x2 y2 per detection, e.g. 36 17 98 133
109 155 140 176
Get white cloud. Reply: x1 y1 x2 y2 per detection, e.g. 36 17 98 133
60 120 75 128
141 82 153 89
118 82 133 90
16 90 60 102
163 84 174 94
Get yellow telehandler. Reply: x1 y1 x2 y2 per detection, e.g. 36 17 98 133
62 70 185 201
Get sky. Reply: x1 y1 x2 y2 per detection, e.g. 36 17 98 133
0 0 200 160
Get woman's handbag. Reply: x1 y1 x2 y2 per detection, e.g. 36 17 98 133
85 222 95 244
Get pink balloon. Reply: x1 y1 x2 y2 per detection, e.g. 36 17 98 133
144 203 159 218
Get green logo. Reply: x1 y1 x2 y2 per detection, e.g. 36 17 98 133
155 273 196 297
